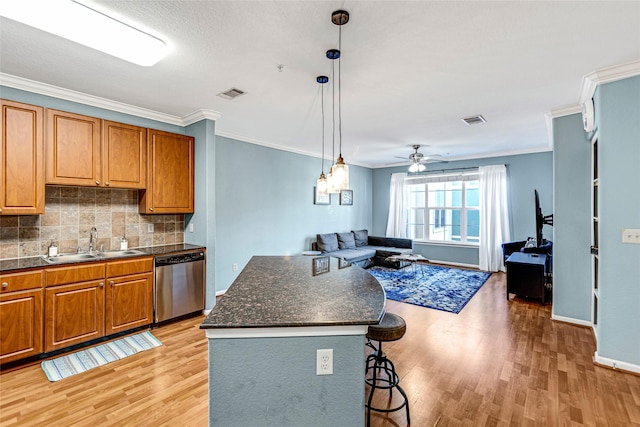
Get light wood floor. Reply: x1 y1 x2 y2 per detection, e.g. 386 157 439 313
1 272 639 426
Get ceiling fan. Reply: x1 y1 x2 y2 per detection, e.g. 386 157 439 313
387 145 445 172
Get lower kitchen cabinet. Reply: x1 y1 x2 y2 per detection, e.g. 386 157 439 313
2 256 154 363
0 270 44 363
45 279 105 352
105 257 153 335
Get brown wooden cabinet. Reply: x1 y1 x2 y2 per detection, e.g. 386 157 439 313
140 129 194 214
46 110 148 189
105 257 153 335
0 99 45 215
0 270 44 363
102 120 147 189
45 109 101 187
44 263 106 352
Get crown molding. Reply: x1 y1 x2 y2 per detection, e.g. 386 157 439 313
0 73 222 127
547 104 582 119
578 59 640 105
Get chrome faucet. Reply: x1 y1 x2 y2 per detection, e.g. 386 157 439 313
89 227 98 254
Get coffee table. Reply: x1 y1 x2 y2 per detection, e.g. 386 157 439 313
385 254 429 278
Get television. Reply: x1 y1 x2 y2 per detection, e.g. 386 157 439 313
534 189 553 248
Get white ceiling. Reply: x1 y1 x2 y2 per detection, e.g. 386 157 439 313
1 1 640 168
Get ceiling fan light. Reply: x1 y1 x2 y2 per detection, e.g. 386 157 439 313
408 163 419 173
0 0 167 66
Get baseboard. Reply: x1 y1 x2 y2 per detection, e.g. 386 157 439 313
594 351 640 375
215 289 227 297
551 314 593 328
428 259 479 269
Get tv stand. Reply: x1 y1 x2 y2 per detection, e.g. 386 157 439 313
506 252 548 304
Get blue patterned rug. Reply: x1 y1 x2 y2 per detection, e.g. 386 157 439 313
368 265 492 314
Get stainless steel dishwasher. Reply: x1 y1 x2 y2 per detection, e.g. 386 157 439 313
154 250 205 323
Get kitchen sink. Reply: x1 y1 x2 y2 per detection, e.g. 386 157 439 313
42 249 147 264
42 253 98 264
97 249 146 259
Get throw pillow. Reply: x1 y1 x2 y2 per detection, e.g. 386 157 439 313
317 233 339 253
337 232 356 250
352 229 368 247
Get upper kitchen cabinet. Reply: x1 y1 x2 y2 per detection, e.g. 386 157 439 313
45 109 101 187
0 99 45 215
102 121 146 189
140 129 194 214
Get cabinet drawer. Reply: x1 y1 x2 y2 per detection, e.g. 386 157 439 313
45 263 105 286
0 270 43 293
106 257 153 278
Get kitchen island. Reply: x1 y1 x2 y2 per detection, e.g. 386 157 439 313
200 255 385 427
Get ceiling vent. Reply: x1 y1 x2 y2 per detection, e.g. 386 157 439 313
461 115 486 125
217 88 246 100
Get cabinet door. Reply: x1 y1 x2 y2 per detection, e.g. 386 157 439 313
105 272 153 335
45 280 105 352
140 129 194 214
45 109 101 186
103 120 147 189
0 289 44 363
0 100 44 215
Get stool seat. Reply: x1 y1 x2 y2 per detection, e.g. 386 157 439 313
365 312 410 426
367 312 406 342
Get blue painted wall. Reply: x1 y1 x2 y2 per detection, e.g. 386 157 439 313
551 113 592 322
595 75 640 366
185 119 217 309
372 152 553 265
214 136 373 292
208 334 366 426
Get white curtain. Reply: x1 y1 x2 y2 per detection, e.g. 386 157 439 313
386 173 408 237
479 165 511 272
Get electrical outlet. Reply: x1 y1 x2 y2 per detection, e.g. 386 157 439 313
622 228 640 244
316 349 333 375
189 223 194 232
147 223 154 233
232 263 238 272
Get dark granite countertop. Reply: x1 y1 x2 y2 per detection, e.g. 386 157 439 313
201 256 385 329
0 243 205 273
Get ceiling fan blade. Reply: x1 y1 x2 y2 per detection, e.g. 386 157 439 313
383 161 410 166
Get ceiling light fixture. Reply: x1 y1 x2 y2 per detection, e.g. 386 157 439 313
316 75 329 195
0 0 167 66
328 10 350 192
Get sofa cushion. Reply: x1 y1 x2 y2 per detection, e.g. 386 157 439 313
352 229 368 247
317 233 339 253
337 232 356 250
328 248 377 263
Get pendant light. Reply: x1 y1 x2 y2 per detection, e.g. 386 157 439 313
316 75 329 195
329 10 350 191
326 48 340 194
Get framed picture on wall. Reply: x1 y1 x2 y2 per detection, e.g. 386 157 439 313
340 189 353 206
314 187 330 205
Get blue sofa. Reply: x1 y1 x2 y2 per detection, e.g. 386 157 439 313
313 229 413 268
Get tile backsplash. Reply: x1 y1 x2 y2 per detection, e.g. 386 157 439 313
0 186 184 259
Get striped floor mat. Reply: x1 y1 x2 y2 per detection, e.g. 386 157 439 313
41 331 162 382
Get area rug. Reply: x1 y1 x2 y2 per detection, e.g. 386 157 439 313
368 265 492 314
41 331 162 382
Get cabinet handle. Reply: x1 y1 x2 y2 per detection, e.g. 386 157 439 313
110 281 115 287
0 208 3 213
105 181 110 186
1 282 7 289
99 282 104 287
149 207 154 212
96 180 100 185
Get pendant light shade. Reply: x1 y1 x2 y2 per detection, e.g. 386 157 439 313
331 155 349 190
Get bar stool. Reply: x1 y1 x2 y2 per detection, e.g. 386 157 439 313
365 312 410 426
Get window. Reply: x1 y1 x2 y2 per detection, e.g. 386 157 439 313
407 174 479 244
